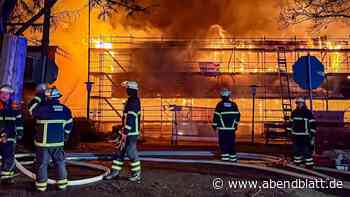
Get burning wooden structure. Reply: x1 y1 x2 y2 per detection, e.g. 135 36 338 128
88 36 350 142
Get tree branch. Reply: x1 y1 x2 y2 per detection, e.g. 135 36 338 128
15 0 57 35
280 0 350 29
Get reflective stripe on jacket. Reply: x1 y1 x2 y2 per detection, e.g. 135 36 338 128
123 96 141 136
287 107 316 135
212 100 240 131
31 99 73 147
0 100 23 142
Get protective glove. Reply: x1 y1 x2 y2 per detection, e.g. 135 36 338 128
0 132 7 143
116 133 127 151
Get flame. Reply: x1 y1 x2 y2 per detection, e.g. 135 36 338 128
93 39 113 49
42 0 350 120
326 41 342 73
208 24 227 71
205 24 258 74
307 38 343 73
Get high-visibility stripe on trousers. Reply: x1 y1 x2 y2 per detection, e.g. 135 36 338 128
112 160 123 171
221 154 230 161
0 171 14 179
304 158 314 166
131 161 141 172
36 181 48 191
57 178 68 189
229 154 237 162
293 156 303 164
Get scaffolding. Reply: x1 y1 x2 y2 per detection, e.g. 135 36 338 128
88 36 350 142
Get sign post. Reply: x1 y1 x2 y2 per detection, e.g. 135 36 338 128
293 55 325 112
250 85 257 144
307 54 314 112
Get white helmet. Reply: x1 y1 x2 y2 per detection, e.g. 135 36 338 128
121 81 138 90
0 84 14 94
36 83 48 93
220 88 231 97
295 97 306 103
45 87 62 99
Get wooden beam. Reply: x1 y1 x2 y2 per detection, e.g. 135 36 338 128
15 0 57 35
41 0 52 83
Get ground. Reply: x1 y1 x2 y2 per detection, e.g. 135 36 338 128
1 165 345 197
1 142 349 197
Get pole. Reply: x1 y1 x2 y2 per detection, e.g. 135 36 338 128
307 54 313 112
251 85 257 144
325 74 329 111
252 94 255 144
86 0 92 119
41 0 51 83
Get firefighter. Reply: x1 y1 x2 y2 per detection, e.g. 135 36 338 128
28 83 48 115
0 85 23 184
105 81 141 182
287 97 316 168
212 88 240 162
30 87 73 191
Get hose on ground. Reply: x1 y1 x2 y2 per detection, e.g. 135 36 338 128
6 151 350 190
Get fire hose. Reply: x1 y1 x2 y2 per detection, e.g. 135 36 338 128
0 153 110 184
15 160 110 186
2 151 350 189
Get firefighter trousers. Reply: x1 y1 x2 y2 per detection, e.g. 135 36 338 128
112 136 141 174
292 135 314 167
218 130 237 162
35 147 68 191
0 141 15 179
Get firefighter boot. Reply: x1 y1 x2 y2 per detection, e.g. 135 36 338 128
104 170 120 180
128 171 141 183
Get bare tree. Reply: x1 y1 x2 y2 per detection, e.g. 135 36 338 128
2 0 149 35
91 0 148 20
0 0 150 84
280 0 350 29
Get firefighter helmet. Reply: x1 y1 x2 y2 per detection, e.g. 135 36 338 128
295 97 306 103
220 88 231 97
36 83 49 93
121 81 138 90
45 87 62 99
0 84 14 94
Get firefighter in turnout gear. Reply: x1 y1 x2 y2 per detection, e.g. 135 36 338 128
287 97 316 168
29 87 73 191
28 83 48 116
0 85 23 184
105 81 141 182
212 88 240 162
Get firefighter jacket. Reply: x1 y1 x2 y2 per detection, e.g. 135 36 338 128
123 96 141 136
212 100 240 131
0 100 23 142
287 107 316 136
28 93 46 115
31 99 73 148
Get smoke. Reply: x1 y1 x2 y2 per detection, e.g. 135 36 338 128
128 46 218 97
33 0 349 108
113 0 283 37
109 0 288 98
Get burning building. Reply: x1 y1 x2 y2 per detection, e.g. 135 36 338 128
88 33 350 143
14 0 348 144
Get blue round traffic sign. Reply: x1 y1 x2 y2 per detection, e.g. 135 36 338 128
293 56 325 90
